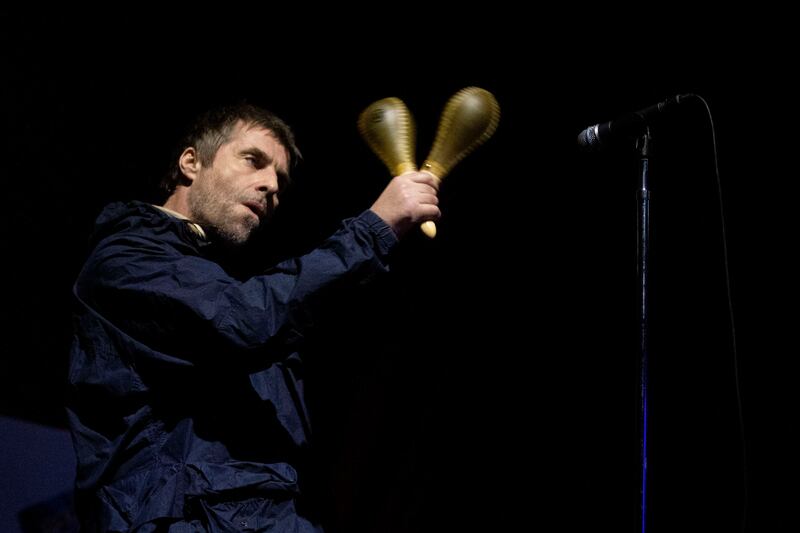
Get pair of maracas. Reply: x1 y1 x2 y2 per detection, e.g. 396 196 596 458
357 87 500 238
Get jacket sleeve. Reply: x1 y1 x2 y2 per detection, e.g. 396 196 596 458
75 210 397 363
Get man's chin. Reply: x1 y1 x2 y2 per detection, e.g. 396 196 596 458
208 223 256 248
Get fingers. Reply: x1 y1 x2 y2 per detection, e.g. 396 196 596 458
420 203 442 221
406 170 441 191
415 192 439 206
412 190 441 221
394 172 439 199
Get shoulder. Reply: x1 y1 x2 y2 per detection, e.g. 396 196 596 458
78 201 214 285
89 201 201 255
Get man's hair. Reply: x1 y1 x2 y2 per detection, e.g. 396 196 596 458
159 102 301 198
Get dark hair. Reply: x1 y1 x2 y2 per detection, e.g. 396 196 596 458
159 102 301 198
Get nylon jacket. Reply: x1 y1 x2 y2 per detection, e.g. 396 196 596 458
66 201 397 531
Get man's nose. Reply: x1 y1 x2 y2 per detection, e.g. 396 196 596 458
256 169 279 195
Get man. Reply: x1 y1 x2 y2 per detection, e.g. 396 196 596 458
66 103 440 532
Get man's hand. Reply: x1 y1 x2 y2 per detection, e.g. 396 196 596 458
370 172 441 238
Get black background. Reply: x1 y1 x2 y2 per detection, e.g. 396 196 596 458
2 10 795 532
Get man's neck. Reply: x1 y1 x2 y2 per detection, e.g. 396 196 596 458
162 189 191 218
154 194 206 240
155 204 190 221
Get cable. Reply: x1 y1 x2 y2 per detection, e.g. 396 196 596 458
687 93 747 532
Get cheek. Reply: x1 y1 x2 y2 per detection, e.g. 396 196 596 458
205 173 238 199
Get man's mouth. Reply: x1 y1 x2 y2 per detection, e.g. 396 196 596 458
242 201 266 218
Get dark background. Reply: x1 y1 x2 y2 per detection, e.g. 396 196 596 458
2 11 795 532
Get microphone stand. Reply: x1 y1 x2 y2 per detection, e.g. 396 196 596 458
636 128 652 533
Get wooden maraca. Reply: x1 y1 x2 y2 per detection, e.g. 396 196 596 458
357 97 417 177
358 87 500 238
418 87 500 237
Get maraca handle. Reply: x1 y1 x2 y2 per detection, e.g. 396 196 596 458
357 96 438 238
420 220 437 238
418 166 442 238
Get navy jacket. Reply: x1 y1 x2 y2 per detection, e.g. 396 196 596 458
66 201 397 531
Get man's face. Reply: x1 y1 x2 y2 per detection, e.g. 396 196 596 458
188 121 290 245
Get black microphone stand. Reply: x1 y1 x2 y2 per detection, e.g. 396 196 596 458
636 128 652 533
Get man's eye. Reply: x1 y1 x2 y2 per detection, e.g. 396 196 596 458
244 156 257 165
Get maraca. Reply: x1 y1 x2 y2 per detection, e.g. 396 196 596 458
357 97 417 177
418 87 500 237
358 87 500 238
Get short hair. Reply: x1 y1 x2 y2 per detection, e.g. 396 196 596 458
159 102 301 198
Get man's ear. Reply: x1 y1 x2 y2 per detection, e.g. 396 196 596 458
178 147 201 183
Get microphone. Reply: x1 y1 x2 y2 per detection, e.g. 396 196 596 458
577 94 693 150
